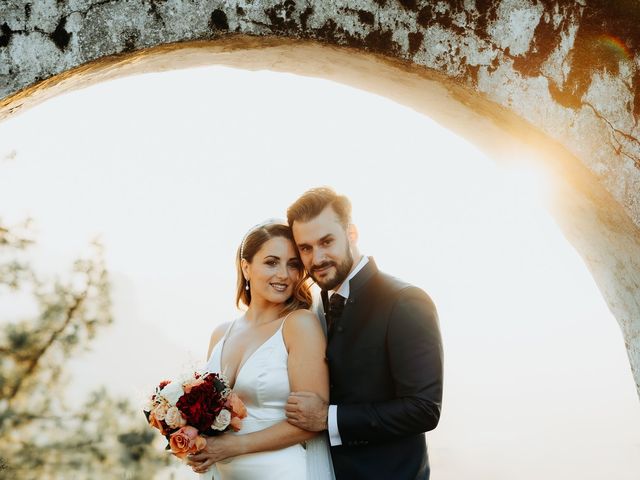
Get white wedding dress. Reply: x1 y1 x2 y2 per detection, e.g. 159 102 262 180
198 316 335 480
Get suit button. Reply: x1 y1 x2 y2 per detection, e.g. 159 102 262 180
337 326 343 332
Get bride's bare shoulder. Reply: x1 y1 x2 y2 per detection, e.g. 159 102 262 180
282 309 324 344
206 321 232 360
286 308 320 323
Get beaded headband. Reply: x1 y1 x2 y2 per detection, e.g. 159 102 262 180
239 218 288 260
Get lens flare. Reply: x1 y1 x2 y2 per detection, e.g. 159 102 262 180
595 34 632 62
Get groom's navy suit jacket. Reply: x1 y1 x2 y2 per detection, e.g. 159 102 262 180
320 258 443 480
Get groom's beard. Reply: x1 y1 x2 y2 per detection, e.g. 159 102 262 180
310 247 354 291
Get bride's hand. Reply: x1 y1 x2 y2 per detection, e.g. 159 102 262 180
186 435 240 473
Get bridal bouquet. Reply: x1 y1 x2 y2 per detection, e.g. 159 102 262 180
144 371 247 458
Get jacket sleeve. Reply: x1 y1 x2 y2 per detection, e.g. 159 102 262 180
336 286 443 444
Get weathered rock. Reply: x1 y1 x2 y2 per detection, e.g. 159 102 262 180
1 0 639 397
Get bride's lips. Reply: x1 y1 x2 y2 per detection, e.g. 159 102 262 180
269 282 289 292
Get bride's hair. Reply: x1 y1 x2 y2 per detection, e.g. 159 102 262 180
236 223 312 314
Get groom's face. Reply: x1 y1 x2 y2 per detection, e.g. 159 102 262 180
292 206 354 291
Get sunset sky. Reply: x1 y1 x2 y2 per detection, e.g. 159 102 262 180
1 66 638 479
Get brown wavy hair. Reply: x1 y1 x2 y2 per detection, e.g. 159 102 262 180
236 222 312 315
287 186 352 230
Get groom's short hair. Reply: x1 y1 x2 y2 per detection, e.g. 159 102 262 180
287 187 352 230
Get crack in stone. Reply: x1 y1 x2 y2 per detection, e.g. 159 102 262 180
584 101 640 148
621 150 640 170
2 0 122 49
0 22 28 48
584 101 640 169
63 0 123 23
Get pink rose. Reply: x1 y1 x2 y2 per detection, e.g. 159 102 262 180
226 393 247 419
148 411 169 436
169 426 207 459
230 416 243 432
183 377 205 394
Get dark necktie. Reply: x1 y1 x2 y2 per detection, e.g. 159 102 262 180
327 293 345 334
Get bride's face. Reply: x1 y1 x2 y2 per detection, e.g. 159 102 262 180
244 236 302 305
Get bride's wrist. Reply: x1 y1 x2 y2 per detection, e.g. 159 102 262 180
233 434 249 456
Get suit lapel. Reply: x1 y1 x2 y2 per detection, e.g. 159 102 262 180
348 257 378 298
317 289 329 337
326 258 378 348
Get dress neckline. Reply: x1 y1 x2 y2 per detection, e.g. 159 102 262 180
219 313 290 389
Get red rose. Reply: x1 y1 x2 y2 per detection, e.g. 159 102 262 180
176 374 225 432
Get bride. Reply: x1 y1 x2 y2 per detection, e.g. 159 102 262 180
186 221 334 480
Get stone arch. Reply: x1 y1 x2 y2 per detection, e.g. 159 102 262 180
1 1 639 397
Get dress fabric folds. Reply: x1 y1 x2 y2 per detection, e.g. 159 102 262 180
198 318 334 480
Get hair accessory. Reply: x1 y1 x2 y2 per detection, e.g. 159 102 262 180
239 218 287 260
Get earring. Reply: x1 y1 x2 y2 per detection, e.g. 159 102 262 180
245 280 250 291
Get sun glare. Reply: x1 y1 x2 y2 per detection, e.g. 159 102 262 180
502 159 553 208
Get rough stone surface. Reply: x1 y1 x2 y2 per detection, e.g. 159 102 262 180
1 0 639 397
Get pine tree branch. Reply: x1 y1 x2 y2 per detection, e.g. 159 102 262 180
6 289 88 404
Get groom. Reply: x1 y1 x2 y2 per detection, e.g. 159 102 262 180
285 187 443 480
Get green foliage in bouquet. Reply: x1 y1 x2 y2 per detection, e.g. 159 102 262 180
0 220 169 479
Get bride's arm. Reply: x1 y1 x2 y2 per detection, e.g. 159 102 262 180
206 322 231 361
188 309 328 472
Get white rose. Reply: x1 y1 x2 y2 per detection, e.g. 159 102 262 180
212 409 231 431
153 401 169 421
159 381 184 406
165 406 187 429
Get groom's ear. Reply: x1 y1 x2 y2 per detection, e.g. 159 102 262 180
347 223 358 246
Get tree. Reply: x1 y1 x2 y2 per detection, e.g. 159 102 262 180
0 219 169 479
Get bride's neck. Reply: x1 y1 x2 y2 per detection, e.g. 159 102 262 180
245 298 284 325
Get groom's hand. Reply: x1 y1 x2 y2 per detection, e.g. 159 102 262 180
285 391 328 432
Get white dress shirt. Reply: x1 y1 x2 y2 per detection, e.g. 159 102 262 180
327 255 369 446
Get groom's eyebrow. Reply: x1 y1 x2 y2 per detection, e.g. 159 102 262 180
297 234 332 248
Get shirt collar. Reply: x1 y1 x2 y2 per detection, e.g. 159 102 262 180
331 255 369 300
